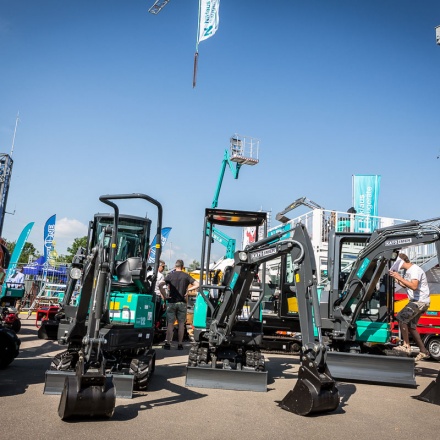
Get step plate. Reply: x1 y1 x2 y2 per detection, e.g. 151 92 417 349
326 351 416 388
186 366 268 392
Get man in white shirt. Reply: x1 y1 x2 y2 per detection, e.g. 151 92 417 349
389 253 430 362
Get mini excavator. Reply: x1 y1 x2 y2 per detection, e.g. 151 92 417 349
187 208 339 416
43 193 163 419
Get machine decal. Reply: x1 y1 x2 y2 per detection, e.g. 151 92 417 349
230 272 239 289
385 238 412 246
356 257 370 278
250 247 277 262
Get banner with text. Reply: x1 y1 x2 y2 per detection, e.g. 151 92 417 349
193 0 220 87
43 214 56 264
352 175 381 233
197 0 220 44
148 227 172 264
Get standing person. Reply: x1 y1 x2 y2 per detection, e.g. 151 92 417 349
389 253 431 362
160 259 199 350
154 260 167 324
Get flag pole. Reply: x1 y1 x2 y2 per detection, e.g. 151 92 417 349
192 52 199 88
193 0 202 88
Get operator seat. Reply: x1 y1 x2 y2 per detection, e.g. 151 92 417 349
112 257 144 292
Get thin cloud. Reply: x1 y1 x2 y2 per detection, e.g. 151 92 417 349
53 217 88 255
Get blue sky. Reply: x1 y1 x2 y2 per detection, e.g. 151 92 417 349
1 1 439 267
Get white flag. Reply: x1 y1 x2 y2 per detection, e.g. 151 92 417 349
198 0 220 44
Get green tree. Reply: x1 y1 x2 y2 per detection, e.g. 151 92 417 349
65 236 88 263
5 240 40 264
188 260 200 272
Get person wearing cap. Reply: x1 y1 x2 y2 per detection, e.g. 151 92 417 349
389 253 430 362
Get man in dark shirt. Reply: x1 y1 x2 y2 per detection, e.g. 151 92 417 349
159 259 199 350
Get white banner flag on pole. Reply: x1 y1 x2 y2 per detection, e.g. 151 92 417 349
197 0 220 44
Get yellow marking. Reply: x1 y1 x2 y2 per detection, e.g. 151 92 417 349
112 243 116 248
295 273 300 283
110 301 120 310
287 297 299 313
156 244 160 248
127 295 132 302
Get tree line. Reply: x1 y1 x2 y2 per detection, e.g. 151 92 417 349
4 236 88 265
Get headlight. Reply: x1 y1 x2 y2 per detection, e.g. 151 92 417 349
238 251 248 262
70 267 82 280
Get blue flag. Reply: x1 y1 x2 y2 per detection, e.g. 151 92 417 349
352 175 381 233
43 214 56 264
148 227 172 264
2 221 34 295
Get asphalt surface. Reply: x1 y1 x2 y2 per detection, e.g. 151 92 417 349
1 314 439 440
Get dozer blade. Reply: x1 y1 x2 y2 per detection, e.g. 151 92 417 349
44 370 134 398
326 351 416 387
186 366 268 392
413 370 440 405
58 374 116 420
280 357 339 416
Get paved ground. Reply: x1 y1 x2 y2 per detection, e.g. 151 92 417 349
1 314 439 440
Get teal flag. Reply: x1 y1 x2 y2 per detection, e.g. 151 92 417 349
2 222 34 295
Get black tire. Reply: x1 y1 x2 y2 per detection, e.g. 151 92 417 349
426 337 440 361
0 328 20 369
130 351 156 391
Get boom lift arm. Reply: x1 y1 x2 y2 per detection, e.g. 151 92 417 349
276 197 324 224
209 137 259 259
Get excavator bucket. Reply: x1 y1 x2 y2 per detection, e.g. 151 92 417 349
414 370 440 405
279 358 339 416
326 351 416 387
58 374 116 420
186 366 268 392
37 320 59 340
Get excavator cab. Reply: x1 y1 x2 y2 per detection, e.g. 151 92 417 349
43 193 163 420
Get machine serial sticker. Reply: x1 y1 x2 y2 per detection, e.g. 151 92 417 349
385 238 412 246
